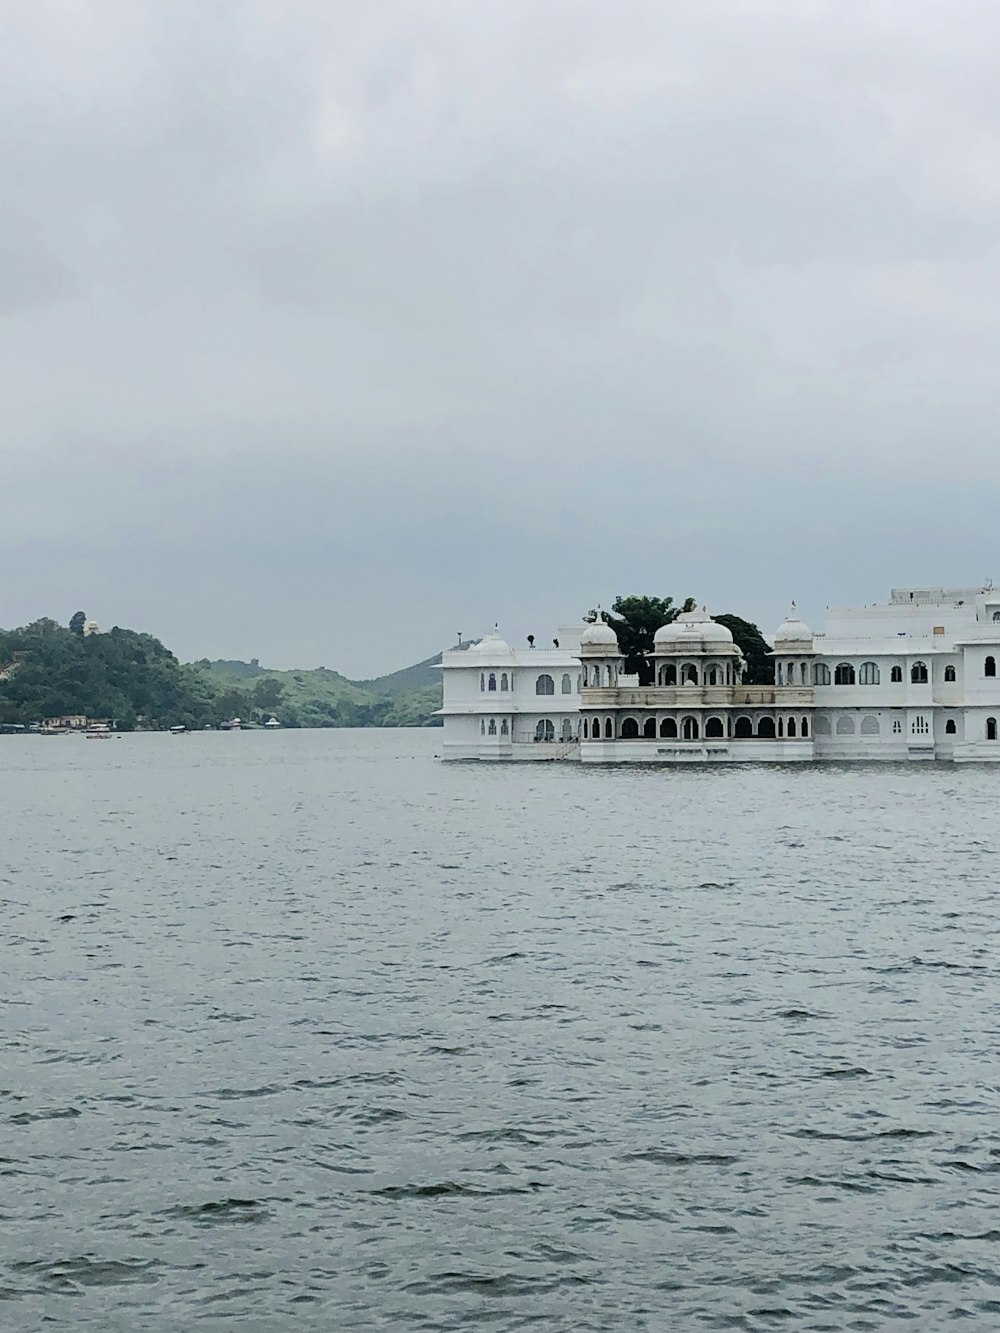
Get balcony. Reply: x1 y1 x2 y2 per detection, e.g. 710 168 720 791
580 685 815 708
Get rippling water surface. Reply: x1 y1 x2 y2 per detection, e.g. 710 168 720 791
4 730 1000 1329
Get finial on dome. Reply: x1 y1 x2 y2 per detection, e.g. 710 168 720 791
789 600 797 617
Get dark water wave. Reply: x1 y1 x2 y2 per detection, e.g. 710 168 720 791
4 730 1000 1329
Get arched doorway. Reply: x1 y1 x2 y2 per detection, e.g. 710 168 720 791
757 717 776 738
734 716 752 739
705 716 724 738
621 717 639 739
682 716 699 741
643 718 656 738
660 718 677 738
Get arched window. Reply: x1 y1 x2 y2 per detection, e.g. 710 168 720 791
480 673 485 692
801 663 808 684
591 665 601 687
813 662 831 686
604 717 613 739
576 675 581 692
621 717 639 739
488 718 496 735
988 717 998 741
605 665 614 687
945 719 956 735
814 715 831 735
911 661 928 683
660 664 677 686
859 662 880 685
682 716 699 740
536 674 555 696
860 716 880 735
987 657 996 678
500 718 509 735
706 666 718 686
801 717 809 737
777 664 784 686
734 716 753 738
912 715 929 735
643 718 656 738
890 665 903 683
488 672 497 691
777 717 784 737
944 665 956 682
892 717 902 734
835 663 856 685
705 716 724 738
561 673 572 694
500 672 508 691
535 718 555 742
561 718 573 741
582 719 589 739
757 717 776 738
480 719 486 734
835 716 855 735
660 718 677 738
681 664 698 685
787 717 797 738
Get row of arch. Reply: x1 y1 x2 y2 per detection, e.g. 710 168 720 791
817 661 975 685
583 715 811 740
479 672 582 694
813 714 963 736
655 663 735 686
479 717 577 741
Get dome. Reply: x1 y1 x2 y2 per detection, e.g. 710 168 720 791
580 614 620 650
774 603 813 645
654 607 734 652
467 629 513 657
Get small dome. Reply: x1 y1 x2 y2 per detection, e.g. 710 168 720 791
774 603 813 645
467 629 513 657
580 614 620 650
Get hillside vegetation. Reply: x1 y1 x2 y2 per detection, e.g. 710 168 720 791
0 618 444 730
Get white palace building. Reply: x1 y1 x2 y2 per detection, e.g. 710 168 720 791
439 584 1000 763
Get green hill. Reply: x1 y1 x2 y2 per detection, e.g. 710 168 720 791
0 617 444 730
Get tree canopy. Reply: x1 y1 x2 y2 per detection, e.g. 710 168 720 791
713 614 774 685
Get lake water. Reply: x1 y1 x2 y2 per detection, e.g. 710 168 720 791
4 730 1000 1330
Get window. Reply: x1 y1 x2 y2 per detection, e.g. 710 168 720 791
860 716 880 735
757 717 776 738
777 664 783 686
480 719 485 734
488 672 497 692
681 664 698 685
814 715 832 735
801 663 808 685
734 716 753 738
859 662 880 685
604 717 613 739
994 612 1000 622
801 717 809 738
643 718 656 738
605 665 614 687
911 661 928 684
813 662 831 686
660 718 677 738
500 718 509 735
912 715 929 735
621 717 639 738
891 665 903 683
480 673 485 692
576 675 581 692
659 664 677 686
987 657 997 678
682 716 699 740
561 718 573 741
777 717 784 737
787 717 797 738
535 718 555 741
561 673 572 694
989 717 998 741
500 672 508 691
835 716 855 735
945 719 956 735
583 719 589 739
536 674 555 696
835 663 856 685
944 665 956 682
706 667 719 685
488 718 496 735
705 716 724 738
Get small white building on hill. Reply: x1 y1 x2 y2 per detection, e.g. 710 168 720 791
439 584 1000 763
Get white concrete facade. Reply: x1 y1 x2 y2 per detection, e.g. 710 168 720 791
440 585 1000 762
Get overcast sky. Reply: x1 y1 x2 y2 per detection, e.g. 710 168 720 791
4 1 1000 674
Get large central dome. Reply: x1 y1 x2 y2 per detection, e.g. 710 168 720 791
654 607 735 653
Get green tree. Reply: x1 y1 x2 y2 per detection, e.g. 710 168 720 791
713 614 774 685
69 611 87 637
605 594 695 684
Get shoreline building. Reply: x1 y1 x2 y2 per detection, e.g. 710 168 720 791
439 585 1000 763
